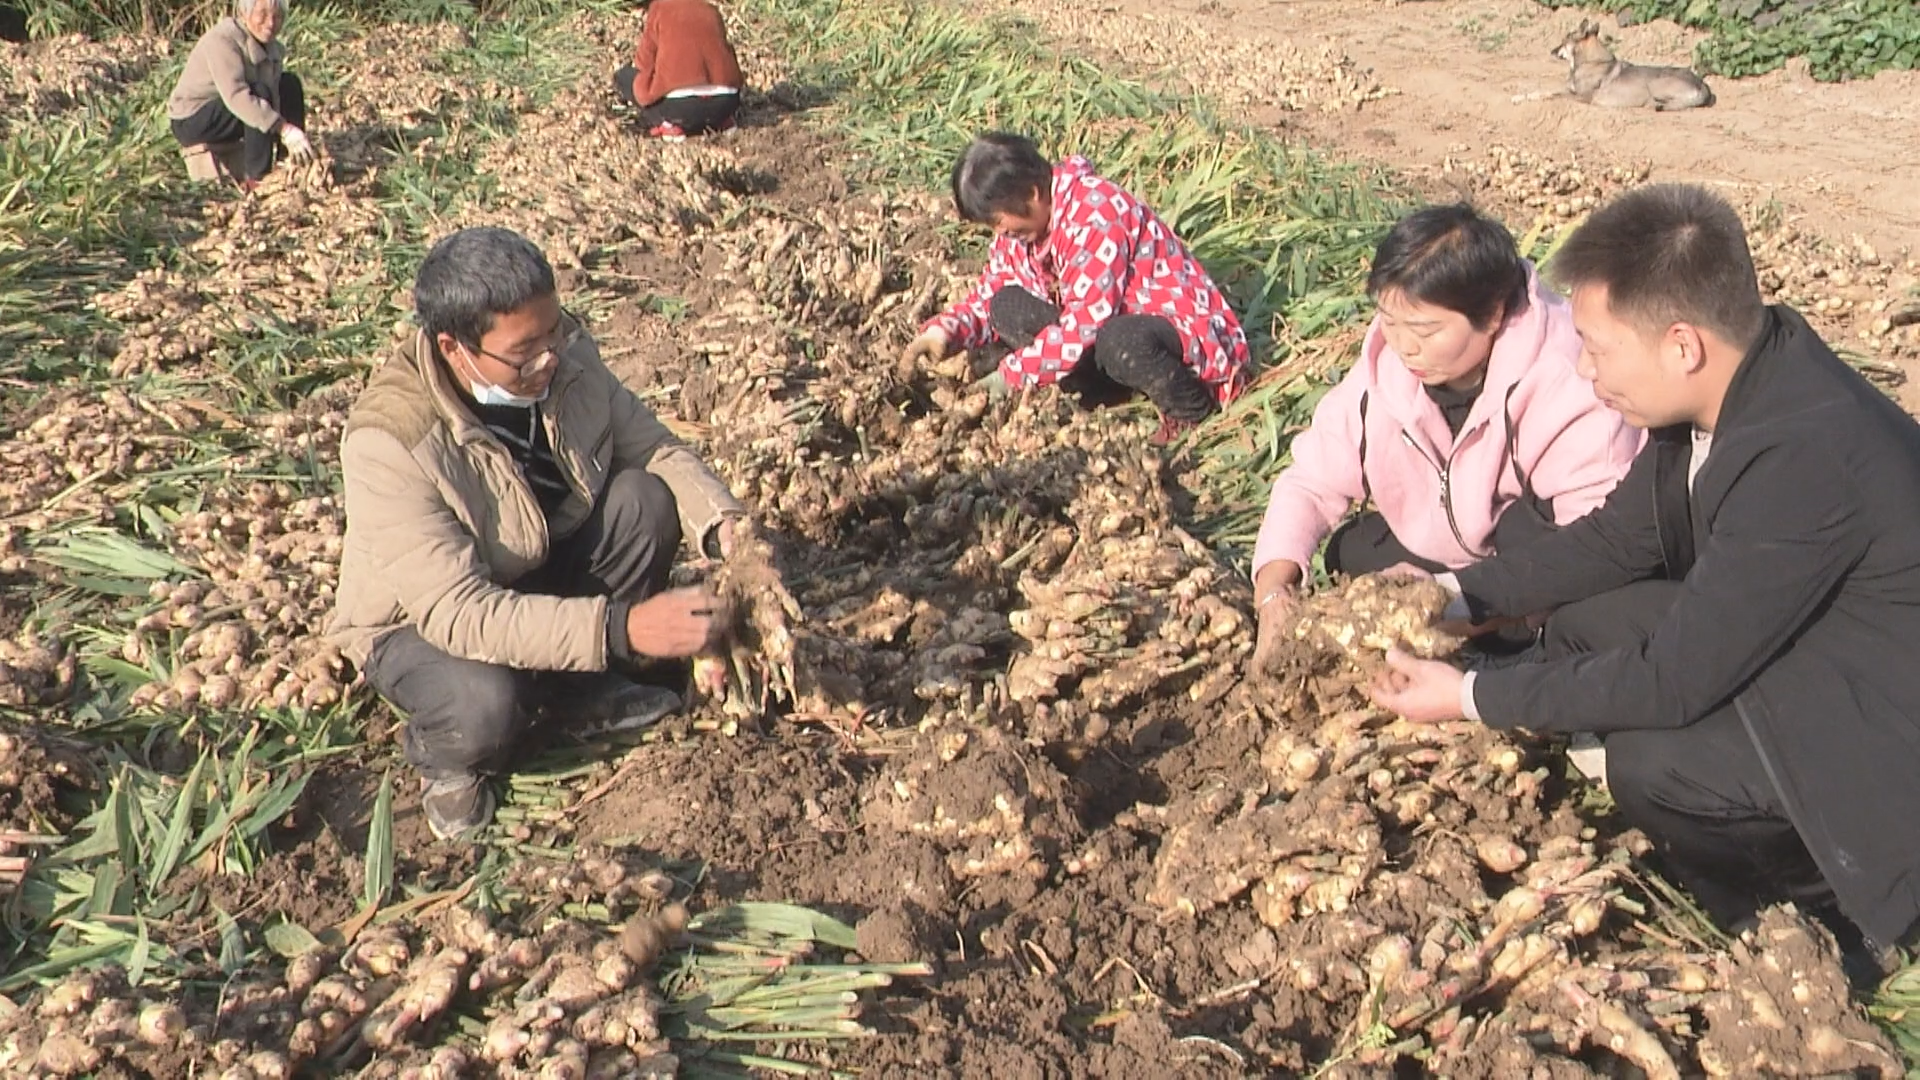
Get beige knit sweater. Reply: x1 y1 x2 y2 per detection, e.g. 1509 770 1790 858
166 17 287 133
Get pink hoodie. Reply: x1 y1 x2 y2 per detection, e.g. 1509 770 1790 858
1253 268 1644 575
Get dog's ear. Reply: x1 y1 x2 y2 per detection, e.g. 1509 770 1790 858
1579 17 1597 34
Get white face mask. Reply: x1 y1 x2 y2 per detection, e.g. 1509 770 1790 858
458 345 550 408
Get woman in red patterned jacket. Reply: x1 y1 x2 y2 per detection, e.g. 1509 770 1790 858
901 133 1252 444
612 0 743 141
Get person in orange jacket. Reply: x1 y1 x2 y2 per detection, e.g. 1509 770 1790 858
612 0 744 141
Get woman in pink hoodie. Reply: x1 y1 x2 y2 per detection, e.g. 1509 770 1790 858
1251 205 1643 665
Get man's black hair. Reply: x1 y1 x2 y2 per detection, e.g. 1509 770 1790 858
1548 183 1766 348
950 132 1053 224
414 227 557 349
1367 204 1530 332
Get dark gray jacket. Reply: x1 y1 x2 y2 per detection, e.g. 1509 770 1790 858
1460 306 1920 948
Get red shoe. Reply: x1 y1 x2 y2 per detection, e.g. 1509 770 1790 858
1150 414 1198 447
648 121 687 143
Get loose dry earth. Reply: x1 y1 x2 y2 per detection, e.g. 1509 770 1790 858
0 5 1914 1079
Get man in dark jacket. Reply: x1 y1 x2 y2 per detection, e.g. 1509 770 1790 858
1370 183 1920 969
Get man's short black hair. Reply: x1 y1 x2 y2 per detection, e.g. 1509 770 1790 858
414 227 557 348
1367 204 1529 332
950 132 1053 224
1548 183 1766 348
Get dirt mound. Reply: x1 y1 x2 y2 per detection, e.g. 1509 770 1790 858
864 722 1078 889
1697 909 1906 1077
0 724 91 897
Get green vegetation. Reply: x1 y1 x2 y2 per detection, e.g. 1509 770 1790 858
1872 962 1920 1076
14 0 580 40
1538 0 1920 82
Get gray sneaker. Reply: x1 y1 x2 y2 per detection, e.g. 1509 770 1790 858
421 774 496 841
548 674 682 737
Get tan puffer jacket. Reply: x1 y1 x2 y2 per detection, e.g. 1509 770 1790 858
327 317 741 671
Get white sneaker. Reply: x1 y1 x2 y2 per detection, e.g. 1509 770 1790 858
1567 733 1608 788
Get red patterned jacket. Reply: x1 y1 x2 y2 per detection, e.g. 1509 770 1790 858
926 156 1251 404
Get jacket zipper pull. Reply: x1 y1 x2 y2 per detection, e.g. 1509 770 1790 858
1401 430 1450 506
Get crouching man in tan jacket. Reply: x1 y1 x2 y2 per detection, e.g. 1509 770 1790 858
330 227 746 840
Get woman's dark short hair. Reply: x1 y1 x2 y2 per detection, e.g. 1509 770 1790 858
1367 204 1529 332
1548 183 1766 348
950 133 1053 224
414 227 557 348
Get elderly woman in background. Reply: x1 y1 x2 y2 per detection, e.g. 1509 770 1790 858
167 0 314 185
612 0 744 141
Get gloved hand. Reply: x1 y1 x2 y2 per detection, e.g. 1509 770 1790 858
969 370 1010 401
279 124 315 165
897 330 950 378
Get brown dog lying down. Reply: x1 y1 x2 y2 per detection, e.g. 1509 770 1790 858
1515 20 1715 111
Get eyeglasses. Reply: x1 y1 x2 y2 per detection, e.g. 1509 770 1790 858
469 309 585 379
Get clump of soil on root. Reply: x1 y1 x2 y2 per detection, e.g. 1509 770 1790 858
0 629 76 709
0 723 91 898
1258 573 1460 713
0 725 87 830
863 722 1078 901
690 520 803 723
1270 574 1458 673
1696 908 1905 1077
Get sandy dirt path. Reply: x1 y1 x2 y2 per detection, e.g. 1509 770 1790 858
1018 0 1920 257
